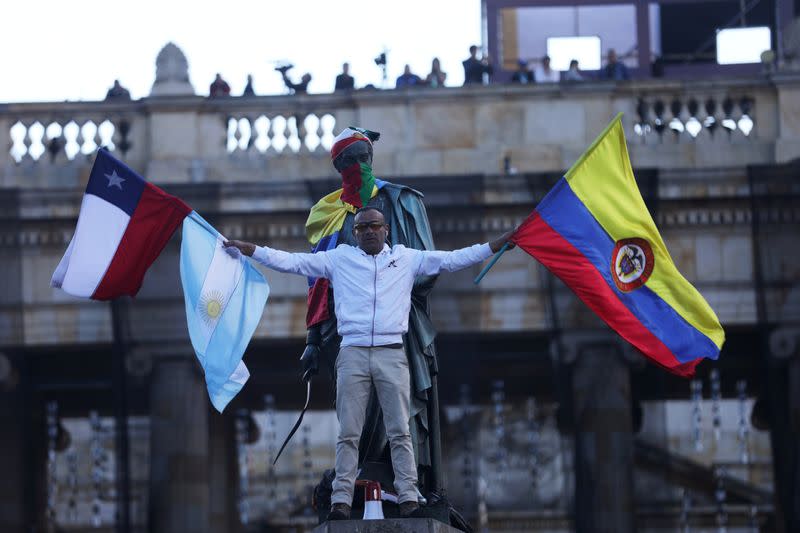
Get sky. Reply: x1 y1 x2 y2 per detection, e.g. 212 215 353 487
3 0 483 103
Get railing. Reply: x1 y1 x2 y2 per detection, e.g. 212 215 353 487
633 95 755 142
2 76 796 187
225 112 337 154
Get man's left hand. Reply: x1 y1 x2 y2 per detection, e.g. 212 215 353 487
489 229 517 253
224 240 256 257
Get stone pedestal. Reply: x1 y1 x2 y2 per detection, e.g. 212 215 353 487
149 357 210 533
312 518 463 533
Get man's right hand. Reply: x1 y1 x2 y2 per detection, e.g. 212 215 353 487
223 240 256 257
300 344 320 382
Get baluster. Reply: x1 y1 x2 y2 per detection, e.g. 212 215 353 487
297 113 309 153
652 100 666 141
10 121 28 162
75 122 85 158
20 122 33 161
66 449 78 523
459 384 475 516
27 121 46 161
737 380 750 464
301 113 318 152
491 380 507 473
286 115 301 153
236 117 249 152
302 423 313 515
635 98 650 140
710 368 721 443
738 96 754 136
704 98 718 137
680 489 692 533
246 116 258 152
63 121 81 160
235 409 250 525
117 120 132 156
46 400 59 529
46 122 65 163
89 410 103 528
271 116 288 153
669 98 685 140
234 117 245 153
93 120 103 152
691 379 703 452
319 114 336 152
685 99 702 138
315 116 326 154
97 120 115 151
80 121 98 155
264 394 277 511
715 468 727 533
749 505 759 533
721 97 737 137
526 397 539 490
262 115 275 154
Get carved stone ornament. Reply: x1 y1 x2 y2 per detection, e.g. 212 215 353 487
770 327 800 359
150 42 195 96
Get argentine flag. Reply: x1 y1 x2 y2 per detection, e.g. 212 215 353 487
180 212 269 412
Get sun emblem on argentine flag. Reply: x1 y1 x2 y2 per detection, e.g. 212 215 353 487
611 238 655 293
199 289 225 325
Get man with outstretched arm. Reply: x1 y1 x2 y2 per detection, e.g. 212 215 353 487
224 207 514 520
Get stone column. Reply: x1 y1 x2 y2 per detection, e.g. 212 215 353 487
208 411 238 532
149 356 210 533
767 326 800 533
561 334 637 533
0 353 28 532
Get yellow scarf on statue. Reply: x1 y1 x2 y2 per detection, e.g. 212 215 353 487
305 184 380 246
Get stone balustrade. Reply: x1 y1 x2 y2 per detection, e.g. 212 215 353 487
4 75 800 188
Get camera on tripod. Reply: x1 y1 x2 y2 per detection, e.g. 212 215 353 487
274 63 294 74
374 53 386 67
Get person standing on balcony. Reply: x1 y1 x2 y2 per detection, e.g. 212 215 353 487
281 69 312 94
242 74 256 96
105 80 131 100
601 49 631 81
396 65 422 88
533 55 560 83
424 58 447 88
209 73 231 97
564 59 584 82
462 45 493 85
510 59 534 84
335 63 355 92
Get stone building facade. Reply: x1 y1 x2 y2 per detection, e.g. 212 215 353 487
1 48 799 532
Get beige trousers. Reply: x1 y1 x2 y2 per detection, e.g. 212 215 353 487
330 345 418 505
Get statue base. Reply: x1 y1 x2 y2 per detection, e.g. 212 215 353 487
312 518 465 533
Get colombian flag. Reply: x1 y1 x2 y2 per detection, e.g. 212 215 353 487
512 114 724 377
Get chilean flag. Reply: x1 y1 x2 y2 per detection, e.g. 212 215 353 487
51 149 191 299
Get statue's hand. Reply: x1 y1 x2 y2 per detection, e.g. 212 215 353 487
300 344 320 382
